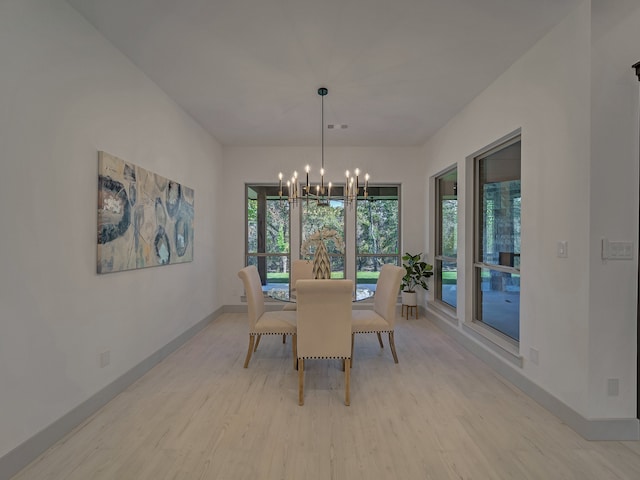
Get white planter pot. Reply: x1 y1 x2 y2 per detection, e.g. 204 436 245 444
401 291 417 306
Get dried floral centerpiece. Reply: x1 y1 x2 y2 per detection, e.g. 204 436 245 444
301 228 344 279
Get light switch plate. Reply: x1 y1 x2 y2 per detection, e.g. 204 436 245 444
557 241 568 258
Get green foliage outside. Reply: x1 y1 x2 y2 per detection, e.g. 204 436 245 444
356 199 399 272
302 200 345 255
441 199 457 257
247 193 289 272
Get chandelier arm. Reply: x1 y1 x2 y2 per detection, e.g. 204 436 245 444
278 86 367 206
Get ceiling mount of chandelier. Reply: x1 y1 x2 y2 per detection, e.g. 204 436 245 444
278 87 369 207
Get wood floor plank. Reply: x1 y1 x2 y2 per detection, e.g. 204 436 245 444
11 313 640 480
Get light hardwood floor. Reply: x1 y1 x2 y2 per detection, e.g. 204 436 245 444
12 313 640 479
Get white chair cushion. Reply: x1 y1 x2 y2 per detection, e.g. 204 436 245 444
252 310 297 335
351 309 392 333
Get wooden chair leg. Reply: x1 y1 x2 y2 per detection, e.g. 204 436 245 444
388 331 399 364
244 335 255 368
344 358 351 406
350 333 355 368
376 332 384 348
298 358 304 406
292 334 298 370
253 334 261 352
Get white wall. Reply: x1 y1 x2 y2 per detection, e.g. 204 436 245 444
220 146 424 305
3 0 637 464
588 0 640 417
0 0 223 458
422 2 603 417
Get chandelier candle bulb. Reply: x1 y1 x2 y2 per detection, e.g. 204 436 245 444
345 170 350 197
328 182 332 199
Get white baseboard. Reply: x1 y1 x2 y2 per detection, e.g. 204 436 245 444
424 306 640 441
0 307 224 480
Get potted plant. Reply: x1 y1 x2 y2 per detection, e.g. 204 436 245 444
401 252 434 306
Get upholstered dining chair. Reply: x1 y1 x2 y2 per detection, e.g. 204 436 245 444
351 264 404 364
281 259 315 312
296 279 353 406
237 266 297 369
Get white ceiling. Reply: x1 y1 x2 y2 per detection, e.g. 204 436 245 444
67 0 581 147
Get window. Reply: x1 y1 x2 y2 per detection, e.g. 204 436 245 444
246 185 290 289
301 196 345 278
435 169 458 309
246 183 401 290
356 185 400 288
474 138 521 341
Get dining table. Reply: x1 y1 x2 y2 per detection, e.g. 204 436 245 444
267 285 374 303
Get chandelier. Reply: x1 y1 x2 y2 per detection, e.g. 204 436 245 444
278 87 369 206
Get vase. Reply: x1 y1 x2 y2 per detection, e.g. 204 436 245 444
312 241 332 279
401 291 417 306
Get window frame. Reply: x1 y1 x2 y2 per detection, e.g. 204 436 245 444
472 134 521 345
245 183 291 287
434 167 458 311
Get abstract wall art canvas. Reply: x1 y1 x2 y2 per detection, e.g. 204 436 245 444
97 151 194 274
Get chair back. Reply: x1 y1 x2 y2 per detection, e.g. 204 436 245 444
290 259 314 291
373 264 404 327
296 279 353 359
237 266 265 330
